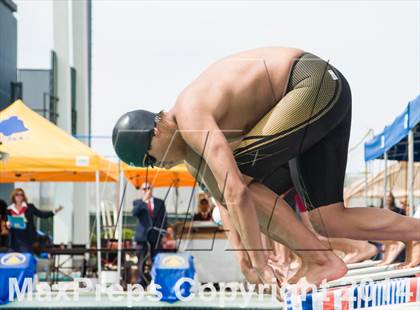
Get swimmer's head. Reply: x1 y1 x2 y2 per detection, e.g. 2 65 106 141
112 109 157 167
112 109 183 168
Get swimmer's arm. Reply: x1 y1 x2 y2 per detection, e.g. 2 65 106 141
218 204 260 283
184 151 254 203
177 112 267 270
185 160 254 275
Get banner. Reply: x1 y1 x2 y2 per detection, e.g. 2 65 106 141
285 277 420 309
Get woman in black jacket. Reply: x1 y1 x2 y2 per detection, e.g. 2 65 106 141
0 199 8 248
7 188 63 253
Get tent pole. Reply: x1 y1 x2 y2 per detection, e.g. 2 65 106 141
95 170 102 279
100 201 107 239
383 152 388 208
117 165 123 284
175 185 179 221
408 129 414 216
364 161 369 207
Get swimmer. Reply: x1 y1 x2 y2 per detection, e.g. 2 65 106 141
377 193 408 266
397 207 420 269
284 188 378 264
113 47 420 288
396 241 420 269
214 199 300 285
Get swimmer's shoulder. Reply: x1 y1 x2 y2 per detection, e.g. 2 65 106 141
173 80 229 123
224 46 303 59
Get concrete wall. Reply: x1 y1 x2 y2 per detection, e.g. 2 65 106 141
71 0 90 245
11 0 92 244
0 0 17 201
51 0 91 244
0 0 17 109
51 0 74 244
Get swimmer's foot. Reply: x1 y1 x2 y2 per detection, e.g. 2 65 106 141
288 251 347 288
398 259 420 269
396 242 420 269
396 261 409 269
342 242 378 264
255 264 285 301
377 241 405 266
268 256 301 282
342 252 359 264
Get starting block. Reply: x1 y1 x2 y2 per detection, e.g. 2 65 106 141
328 266 420 287
347 260 379 270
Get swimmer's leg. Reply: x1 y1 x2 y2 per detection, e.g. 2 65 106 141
248 181 347 286
327 238 378 264
299 206 378 263
308 203 420 241
217 203 262 284
290 102 420 243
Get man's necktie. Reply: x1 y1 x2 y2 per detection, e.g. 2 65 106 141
147 200 153 219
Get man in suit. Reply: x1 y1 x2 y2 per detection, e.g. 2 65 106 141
132 183 167 286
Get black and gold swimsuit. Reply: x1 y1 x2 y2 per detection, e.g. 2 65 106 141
233 52 352 210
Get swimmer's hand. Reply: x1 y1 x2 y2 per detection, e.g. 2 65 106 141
54 206 64 214
240 259 262 284
254 264 284 300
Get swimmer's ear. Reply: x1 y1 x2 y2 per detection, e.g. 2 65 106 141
154 127 160 137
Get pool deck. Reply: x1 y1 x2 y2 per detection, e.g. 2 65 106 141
1 292 283 309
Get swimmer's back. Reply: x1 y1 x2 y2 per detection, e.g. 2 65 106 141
173 47 304 140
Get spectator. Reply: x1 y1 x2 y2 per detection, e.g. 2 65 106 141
0 199 8 248
378 191 406 266
162 224 176 250
397 205 420 269
399 198 408 215
193 193 213 221
387 193 406 215
7 188 62 253
132 183 167 287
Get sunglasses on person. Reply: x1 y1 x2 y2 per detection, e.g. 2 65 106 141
15 193 24 197
142 186 151 191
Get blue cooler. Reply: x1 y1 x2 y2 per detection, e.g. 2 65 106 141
0 252 36 304
151 253 195 303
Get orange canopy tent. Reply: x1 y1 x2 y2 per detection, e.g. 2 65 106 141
0 100 117 182
121 163 196 188
0 100 119 277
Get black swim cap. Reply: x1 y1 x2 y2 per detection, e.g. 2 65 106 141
112 110 157 167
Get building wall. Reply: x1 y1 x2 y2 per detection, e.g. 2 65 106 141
0 0 17 110
71 0 91 245
0 0 17 201
8 0 91 244
51 0 91 244
16 1 92 244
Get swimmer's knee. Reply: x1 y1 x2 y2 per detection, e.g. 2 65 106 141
308 202 346 235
